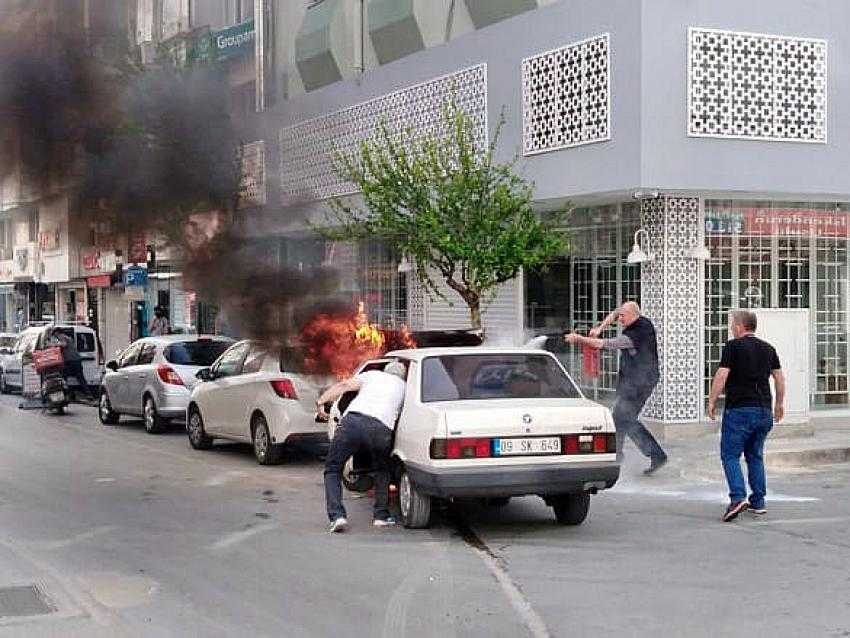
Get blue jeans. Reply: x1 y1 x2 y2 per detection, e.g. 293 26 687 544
721 407 773 507
612 384 666 463
324 412 393 521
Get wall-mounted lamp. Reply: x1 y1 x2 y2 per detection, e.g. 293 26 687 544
627 228 654 264
632 189 660 200
397 254 412 273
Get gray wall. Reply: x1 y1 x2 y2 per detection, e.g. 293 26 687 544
258 0 850 238
641 0 850 199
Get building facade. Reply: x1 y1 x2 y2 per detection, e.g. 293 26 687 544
249 0 850 425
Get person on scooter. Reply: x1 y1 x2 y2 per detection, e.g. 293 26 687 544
49 328 93 401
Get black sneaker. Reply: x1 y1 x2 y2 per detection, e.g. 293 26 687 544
723 501 748 522
643 456 668 476
747 502 767 515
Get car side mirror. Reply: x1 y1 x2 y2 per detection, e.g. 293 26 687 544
106 360 118 371
196 368 212 381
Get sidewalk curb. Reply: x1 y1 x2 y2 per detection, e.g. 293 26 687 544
766 446 850 468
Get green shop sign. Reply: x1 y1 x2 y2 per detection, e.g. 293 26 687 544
213 19 255 60
188 20 255 64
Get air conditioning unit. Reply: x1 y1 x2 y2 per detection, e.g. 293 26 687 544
12 243 37 279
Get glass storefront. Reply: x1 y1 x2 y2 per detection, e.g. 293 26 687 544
525 203 641 402
705 200 850 408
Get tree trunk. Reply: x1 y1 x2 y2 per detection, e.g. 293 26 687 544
468 301 482 331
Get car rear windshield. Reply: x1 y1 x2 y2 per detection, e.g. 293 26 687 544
421 354 581 402
164 340 231 366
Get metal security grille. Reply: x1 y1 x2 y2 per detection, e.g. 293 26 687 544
704 202 850 408
358 240 407 328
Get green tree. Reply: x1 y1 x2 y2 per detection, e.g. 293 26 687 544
320 102 568 331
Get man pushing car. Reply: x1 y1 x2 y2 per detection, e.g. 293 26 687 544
316 361 407 533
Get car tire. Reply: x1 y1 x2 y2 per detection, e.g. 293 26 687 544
252 413 283 465
399 468 432 529
0 370 7 394
486 497 511 508
187 407 213 450
98 390 120 425
143 395 167 434
551 493 590 526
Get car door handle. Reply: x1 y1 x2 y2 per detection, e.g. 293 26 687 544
137 374 146 379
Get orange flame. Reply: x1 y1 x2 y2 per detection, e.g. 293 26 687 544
300 304 417 379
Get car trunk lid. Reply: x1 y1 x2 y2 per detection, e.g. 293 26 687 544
441 399 611 438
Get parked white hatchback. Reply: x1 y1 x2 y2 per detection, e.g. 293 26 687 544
99 335 234 432
186 340 331 464
332 347 620 528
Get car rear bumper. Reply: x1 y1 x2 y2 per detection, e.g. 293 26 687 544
404 460 620 498
154 390 191 419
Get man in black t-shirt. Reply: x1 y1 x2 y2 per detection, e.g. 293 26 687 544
566 301 667 475
707 310 785 522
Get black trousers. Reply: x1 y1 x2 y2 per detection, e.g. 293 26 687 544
612 385 666 463
324 412 393 521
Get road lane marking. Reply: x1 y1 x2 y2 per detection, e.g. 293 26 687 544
29 526 118 550
751 516 850 526
208 522 278 551
450 514 550 638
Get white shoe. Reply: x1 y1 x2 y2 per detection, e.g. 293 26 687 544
328 517 348 533
373 517 396 527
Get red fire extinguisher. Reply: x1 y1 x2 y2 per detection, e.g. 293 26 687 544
582 343 600 379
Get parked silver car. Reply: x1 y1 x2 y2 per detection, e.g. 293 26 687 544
99 335 234 433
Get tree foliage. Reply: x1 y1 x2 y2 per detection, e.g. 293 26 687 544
319 102 568 330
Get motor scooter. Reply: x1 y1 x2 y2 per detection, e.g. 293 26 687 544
41 365 69 414
33 346 69 415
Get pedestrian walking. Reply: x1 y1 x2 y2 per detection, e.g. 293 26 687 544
149 306 170 336
565 301 668 474
707 309 784 522
316 361 407 533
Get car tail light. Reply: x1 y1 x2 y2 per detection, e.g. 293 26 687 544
270 379 298 399
156 364 184 386
430 438 491 459
563 433 616 454
593 434 608 453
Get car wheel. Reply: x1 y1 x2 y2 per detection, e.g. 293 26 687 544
98 390 120 425
187 408 213 450
399 468 431 529
143 396 167 434
252 413 283 465
0 370 7 394
551 493 590 526
341 456 374 493
486 497 511 508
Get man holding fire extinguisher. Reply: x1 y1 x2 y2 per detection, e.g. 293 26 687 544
565 302 668 475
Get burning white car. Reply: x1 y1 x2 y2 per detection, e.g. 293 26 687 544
331 347 620 528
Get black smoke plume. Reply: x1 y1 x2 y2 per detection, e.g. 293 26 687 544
0 3 343 345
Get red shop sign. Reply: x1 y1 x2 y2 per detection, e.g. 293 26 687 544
82 250 101 270
743 208 849 238
86 274 112 288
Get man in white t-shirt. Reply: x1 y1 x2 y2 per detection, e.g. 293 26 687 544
316 361 407 533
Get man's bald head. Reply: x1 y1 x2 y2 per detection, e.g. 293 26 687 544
618 302 641 327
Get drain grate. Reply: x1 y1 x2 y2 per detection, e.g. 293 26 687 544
0 585 56 618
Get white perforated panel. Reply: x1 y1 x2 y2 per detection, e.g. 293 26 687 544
521 34 610 156
279 65 488 204
688 28 827 143
640 197 702 423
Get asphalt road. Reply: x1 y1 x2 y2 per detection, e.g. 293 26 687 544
1 394 849 637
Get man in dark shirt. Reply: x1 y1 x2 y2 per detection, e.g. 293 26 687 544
708 310 785 522
566 301 668 475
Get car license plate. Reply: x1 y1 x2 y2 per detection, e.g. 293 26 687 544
494 437 561 456
49 392 64 402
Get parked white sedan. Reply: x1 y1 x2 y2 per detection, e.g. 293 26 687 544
186 340 331 464
332 347 619 528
